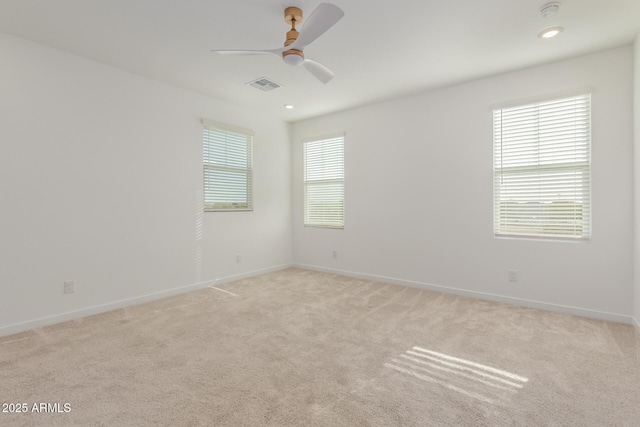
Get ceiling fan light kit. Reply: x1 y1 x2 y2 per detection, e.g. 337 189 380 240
283 51 305 65
212 3 344 83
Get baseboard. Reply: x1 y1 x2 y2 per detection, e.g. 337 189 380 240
633 316 640 336
295 264 632 325
0 263 293 338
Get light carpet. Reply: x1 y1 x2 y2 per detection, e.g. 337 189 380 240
1 268 639 426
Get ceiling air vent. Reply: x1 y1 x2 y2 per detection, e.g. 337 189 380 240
246 77 282 92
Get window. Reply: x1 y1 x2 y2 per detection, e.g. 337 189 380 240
202 119 253 211
304 135 345 228
493 94 591 240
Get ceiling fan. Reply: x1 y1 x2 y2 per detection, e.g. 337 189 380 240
212 3 344 84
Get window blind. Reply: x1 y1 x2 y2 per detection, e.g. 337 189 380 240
304 135 344 228
202 120 253 212
493 94 591 240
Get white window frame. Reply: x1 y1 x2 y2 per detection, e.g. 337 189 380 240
493 94 591 241
303 134 345 229
202 119 253 212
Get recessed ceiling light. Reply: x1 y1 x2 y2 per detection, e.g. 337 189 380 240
284 104 294 109
539 27 563 39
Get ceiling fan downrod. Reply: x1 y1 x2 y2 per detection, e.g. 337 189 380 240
283 6 304 65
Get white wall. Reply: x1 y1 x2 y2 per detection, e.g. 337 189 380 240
0 33 292 335
292 47 634 321
633 36 640 332
1 32 634 335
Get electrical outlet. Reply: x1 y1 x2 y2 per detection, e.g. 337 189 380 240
332 250 338 259
508 270 518 283
64 280 75 294
236 254 242 264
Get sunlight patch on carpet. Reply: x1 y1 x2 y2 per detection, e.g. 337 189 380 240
385 346 528 405
206 285 239 297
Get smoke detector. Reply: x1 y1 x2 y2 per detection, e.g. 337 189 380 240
540 2 561 18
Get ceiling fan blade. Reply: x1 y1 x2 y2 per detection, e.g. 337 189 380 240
213 47 284 56
292 3 344 50
303 59 335 84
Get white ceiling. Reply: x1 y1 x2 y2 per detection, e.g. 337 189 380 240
1 0 639 122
